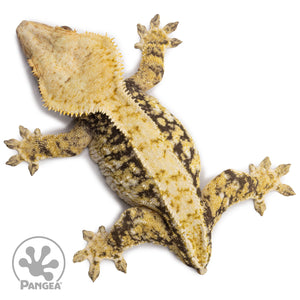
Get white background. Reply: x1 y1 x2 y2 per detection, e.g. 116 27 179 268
1 0 299 299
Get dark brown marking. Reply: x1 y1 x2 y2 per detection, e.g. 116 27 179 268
64 149 76 157
29 154 36 162
37 141 52 157
149 65 164 78
124 79 201 197
145 47 164 59
138 184 157 199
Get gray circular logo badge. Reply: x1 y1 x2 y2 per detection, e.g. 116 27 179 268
12 236 65 290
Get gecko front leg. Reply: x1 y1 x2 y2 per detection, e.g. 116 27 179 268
202 157 295 228
73 207 181 281
4 120 92 175
126 14 182 92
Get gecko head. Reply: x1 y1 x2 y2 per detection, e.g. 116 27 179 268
16 20 124 116
17 20 74 61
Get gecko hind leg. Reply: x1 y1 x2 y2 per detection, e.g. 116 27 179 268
202 157 295 228
73 207 177 281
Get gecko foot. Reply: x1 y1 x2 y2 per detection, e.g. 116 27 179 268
4 126 42 175
249 157 295 215
73 226 127 282
134 14 182 51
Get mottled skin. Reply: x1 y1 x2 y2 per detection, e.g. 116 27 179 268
5 15 295 281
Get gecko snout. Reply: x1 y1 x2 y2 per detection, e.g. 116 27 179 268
17 20 54 59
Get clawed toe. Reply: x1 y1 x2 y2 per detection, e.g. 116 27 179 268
276 183 295 196
4 139 20 150
28 162 39 176
163 21 179 34
6 154 22 166
254 199 267 216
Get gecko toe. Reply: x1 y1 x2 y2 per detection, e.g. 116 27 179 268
276 184 295 196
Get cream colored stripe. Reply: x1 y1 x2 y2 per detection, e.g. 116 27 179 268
98 82 209 269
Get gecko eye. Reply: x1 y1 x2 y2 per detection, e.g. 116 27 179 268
60 25 72 31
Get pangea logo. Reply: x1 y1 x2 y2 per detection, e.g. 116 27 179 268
12 236 65 290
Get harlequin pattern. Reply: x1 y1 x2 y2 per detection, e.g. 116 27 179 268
5 15 295 281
